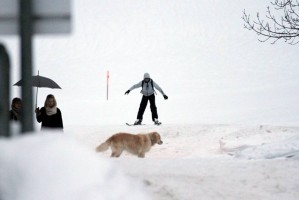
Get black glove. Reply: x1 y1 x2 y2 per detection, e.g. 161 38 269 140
35 107 41 116
125 90 130 95
35 107 39 113
163 95 168 100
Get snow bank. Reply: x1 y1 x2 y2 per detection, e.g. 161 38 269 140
0 132 149 200
234 134 299 160
1 124 299 200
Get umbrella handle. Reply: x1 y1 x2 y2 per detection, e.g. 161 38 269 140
35 86 38 109
35 70 39 109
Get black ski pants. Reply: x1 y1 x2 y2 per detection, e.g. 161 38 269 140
137 94 158 121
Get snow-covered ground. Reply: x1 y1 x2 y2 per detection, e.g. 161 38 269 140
1 0 299 199
1 124 299 200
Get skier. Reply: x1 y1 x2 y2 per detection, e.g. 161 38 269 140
125 73 168 125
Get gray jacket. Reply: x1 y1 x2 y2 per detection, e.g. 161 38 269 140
129 80 166 96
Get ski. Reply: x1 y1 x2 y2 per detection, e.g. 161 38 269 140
126 123 146 126
126 122 162 126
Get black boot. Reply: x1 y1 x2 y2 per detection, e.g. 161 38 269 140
134 119 142 125
154 118 161 125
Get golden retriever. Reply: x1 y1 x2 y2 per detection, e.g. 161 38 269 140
95 132 163 158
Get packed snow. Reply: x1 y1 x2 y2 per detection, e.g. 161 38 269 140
1 0 299 199
1 124 299 200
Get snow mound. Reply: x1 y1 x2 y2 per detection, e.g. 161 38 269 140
0 133 149 200
232 134 299 160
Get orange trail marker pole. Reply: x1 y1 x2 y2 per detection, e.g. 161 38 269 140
106 70 109 100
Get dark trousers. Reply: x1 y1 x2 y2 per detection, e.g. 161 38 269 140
137 94 158 121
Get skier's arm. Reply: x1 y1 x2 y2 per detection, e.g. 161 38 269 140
128 81 142 91
153 81 165 96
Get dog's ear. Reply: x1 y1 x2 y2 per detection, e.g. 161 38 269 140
149 132 157 145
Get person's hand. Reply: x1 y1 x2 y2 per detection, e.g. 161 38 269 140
163 95 168 100
125 90 130 95
35 107 41 115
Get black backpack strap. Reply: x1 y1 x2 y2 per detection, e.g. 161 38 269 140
141 79 152 88
151 79 157 95
140 80 144 94
141 79 156 94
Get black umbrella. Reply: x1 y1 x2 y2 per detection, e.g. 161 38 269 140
13 71 62 108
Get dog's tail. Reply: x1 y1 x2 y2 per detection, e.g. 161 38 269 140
95 138 111 152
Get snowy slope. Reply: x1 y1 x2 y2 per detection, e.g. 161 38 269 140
2 0 299 127
1 124 299 200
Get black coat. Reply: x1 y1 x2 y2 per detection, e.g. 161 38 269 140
36 107 63 129
9 110 20 121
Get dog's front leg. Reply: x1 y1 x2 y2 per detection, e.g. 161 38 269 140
138 152 145 158
111 151 122 157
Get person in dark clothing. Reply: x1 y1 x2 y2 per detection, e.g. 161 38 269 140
125 73 168 125
35 94 63 130
9 97 22 121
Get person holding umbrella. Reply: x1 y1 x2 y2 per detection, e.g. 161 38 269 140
13 71 62 131
35 94 63 130
13 71 62 109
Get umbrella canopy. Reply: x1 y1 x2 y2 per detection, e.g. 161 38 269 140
13 75 61 89
13 73 62 108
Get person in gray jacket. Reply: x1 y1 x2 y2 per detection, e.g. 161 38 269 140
125 73 168 125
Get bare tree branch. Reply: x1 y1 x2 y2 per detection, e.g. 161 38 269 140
242 0 299 44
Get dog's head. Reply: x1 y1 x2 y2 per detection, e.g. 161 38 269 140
149 132 163 146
